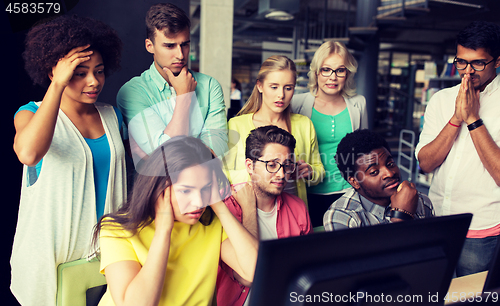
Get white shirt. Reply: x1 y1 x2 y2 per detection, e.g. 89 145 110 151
244 200 278 306
415 74 500 230
10 103 127 306
257 201 278 241
231 88 241 100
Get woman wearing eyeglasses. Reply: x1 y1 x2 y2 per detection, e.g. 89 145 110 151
291 41 368 227
222 55 324 208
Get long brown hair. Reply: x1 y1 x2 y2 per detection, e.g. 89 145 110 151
92 136 229 250
237 55 297 132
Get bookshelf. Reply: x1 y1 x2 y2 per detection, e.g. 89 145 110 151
294 58 310 94
416 60 460 187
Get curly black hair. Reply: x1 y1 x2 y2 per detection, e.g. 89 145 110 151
335 129 391 181
23 14 122 88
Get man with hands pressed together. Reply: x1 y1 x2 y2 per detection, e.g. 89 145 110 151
217 125 312 306
117 3 227 159
416 21 500 277
324 129 434 231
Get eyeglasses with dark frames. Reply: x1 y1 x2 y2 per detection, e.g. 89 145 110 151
255 159 296 174
319 67 347 78
453 57 496 72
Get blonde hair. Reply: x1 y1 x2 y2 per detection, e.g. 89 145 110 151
237 55 297 132
308 41 358 98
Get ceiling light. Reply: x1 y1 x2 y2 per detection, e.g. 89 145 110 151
265 10 294 21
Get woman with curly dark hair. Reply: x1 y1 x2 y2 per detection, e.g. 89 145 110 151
11 15 126 306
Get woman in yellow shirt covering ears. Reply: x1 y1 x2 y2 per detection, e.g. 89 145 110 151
93 136 258 306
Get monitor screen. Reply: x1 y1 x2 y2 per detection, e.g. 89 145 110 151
248 214 472 306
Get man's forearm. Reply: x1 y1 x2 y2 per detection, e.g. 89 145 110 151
213 201 259 282
418 121 461 173
469 124 500 186
240 201 259 239
233 270 252 287
162 92 194 137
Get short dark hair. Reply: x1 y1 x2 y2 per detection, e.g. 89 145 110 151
146 3 191 42
336 129 391 181
245 125 296 160
456 21 500 59
23 14 122 88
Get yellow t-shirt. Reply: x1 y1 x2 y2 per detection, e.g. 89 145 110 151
98 217 228 306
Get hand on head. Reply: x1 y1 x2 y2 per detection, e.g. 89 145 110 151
155 185 175 232
210 170 223 204
163 66 197 96
50 45 92 87
208 170 227 215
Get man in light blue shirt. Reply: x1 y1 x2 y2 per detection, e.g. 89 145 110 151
117 3 228 161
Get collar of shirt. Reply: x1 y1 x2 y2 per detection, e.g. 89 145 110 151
482 73 500 97
147 62 170 93
358 193 391 222
147 62 201 98
257 198 278 216
275 194 284 212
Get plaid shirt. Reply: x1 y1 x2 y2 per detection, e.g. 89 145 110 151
323 187 434 231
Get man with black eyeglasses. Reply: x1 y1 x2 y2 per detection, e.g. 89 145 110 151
416 21 500 277
216 125 312 306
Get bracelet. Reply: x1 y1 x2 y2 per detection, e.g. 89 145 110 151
389 209 414 221
392 207 414 217
448 120 460 128
390 207 414 219
467 119 483 131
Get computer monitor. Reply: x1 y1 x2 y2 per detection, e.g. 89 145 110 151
483 235 500 292
248 214 472 306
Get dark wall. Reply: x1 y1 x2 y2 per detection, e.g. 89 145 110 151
2 1 187 304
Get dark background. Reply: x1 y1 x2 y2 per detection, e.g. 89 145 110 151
2 1 186 304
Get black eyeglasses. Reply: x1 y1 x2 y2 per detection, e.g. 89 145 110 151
453 57 496 72
255 159 296 174
319 67 347 78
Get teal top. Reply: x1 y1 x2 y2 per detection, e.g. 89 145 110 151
308 107 352 194
15 102 124 219
116 62 228 157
